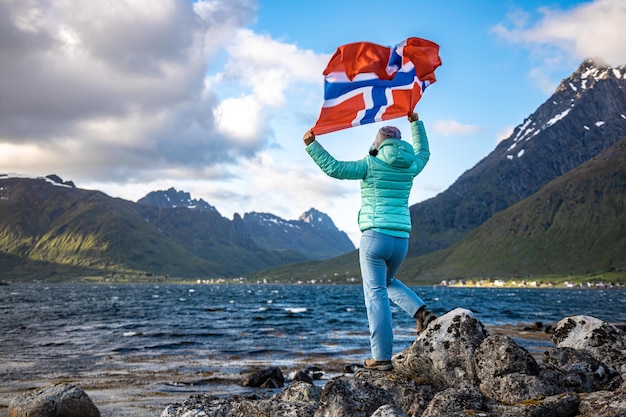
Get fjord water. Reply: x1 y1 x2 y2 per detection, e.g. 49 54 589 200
1 283 625 415
3 283 625 371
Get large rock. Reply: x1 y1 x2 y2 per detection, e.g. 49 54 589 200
488 392 581 417
420 386 486 417
476 334 562 403
365 371 436 417
393 308 488 389
543 346 622 392
476 335 540 378
240 366 285 388
162 382 321 417
162 312 626 417
552 315 626 374
369 404 408 417
578 379 626 417
314 375 396 417
9 383 100 417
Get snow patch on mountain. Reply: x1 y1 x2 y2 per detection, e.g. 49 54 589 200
1 173 75 188
502 59 625 162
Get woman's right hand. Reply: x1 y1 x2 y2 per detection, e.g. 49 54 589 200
408 112 419 122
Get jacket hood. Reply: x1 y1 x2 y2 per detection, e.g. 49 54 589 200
376 139 414 168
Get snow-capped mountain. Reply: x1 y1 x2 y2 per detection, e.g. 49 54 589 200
0 176 354 281
137 189 354 261
498 58 625 164
407 58 626 257
231 208 354 260
138 187 217 212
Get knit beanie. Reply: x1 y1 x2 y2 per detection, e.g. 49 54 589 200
372 126 401 151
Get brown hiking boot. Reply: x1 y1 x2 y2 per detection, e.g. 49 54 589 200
414 306 437 334
363 358 393 371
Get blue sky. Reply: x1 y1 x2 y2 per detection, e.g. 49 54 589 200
1 0 625 245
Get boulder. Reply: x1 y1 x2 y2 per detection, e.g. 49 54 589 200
420 386 486 417
488 392 581 417
313 374 395 417
476 334 562 403
578 379 626 417
476 335 540 378
369 404 408 417
393 308 489 389
543 346 622 392
161 312 626 417
161 382 321 417
552 315 626 374
9 383 100 417
274 380 322 404
240 366 284 388
365 370 436 417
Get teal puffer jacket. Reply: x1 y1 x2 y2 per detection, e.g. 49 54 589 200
306 120 430 236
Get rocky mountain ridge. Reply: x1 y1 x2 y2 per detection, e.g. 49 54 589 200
139 188 355 261
0 175 354 281
138 187 218 212
407 58 626 257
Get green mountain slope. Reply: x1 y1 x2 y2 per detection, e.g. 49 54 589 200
0 178 228 281
0 176 355 281
407 59 626 258
402 135 626 281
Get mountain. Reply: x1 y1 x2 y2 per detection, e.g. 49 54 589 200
138 187 218 212
138 189 354 260
0 176 354 281
232 209 355 260
408 59 626 257
402 134 626 280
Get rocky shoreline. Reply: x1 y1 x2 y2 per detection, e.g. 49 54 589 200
7 310 626 417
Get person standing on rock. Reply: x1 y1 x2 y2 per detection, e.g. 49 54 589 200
303 112 438 371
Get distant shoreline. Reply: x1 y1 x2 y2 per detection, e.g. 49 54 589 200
439 278 624 289
1 278 625 288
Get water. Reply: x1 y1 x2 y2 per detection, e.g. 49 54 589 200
1 283 625 416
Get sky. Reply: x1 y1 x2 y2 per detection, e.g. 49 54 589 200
1 0 625 246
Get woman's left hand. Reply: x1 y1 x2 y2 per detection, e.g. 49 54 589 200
303 130 316 146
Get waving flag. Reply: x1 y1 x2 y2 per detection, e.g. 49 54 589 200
311 37 441 135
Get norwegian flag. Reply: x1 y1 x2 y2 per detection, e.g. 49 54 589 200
311 37 441 135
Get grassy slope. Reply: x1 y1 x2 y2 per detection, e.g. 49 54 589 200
0 182 231 281
401 136 626 283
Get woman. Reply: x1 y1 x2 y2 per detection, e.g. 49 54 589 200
303 112 437 371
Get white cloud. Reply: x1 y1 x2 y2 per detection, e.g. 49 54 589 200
431 120 480 136
0 0 329 188
214 95 264 146
492 0 626 66
221 29 326 107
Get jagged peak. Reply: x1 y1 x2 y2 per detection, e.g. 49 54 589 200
556 58 625 94
299 208 329 223
241 209 338 231
299 208 339 231
497 58 626 163
138 187 216 212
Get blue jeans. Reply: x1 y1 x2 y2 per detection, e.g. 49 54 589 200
359 229 425 360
